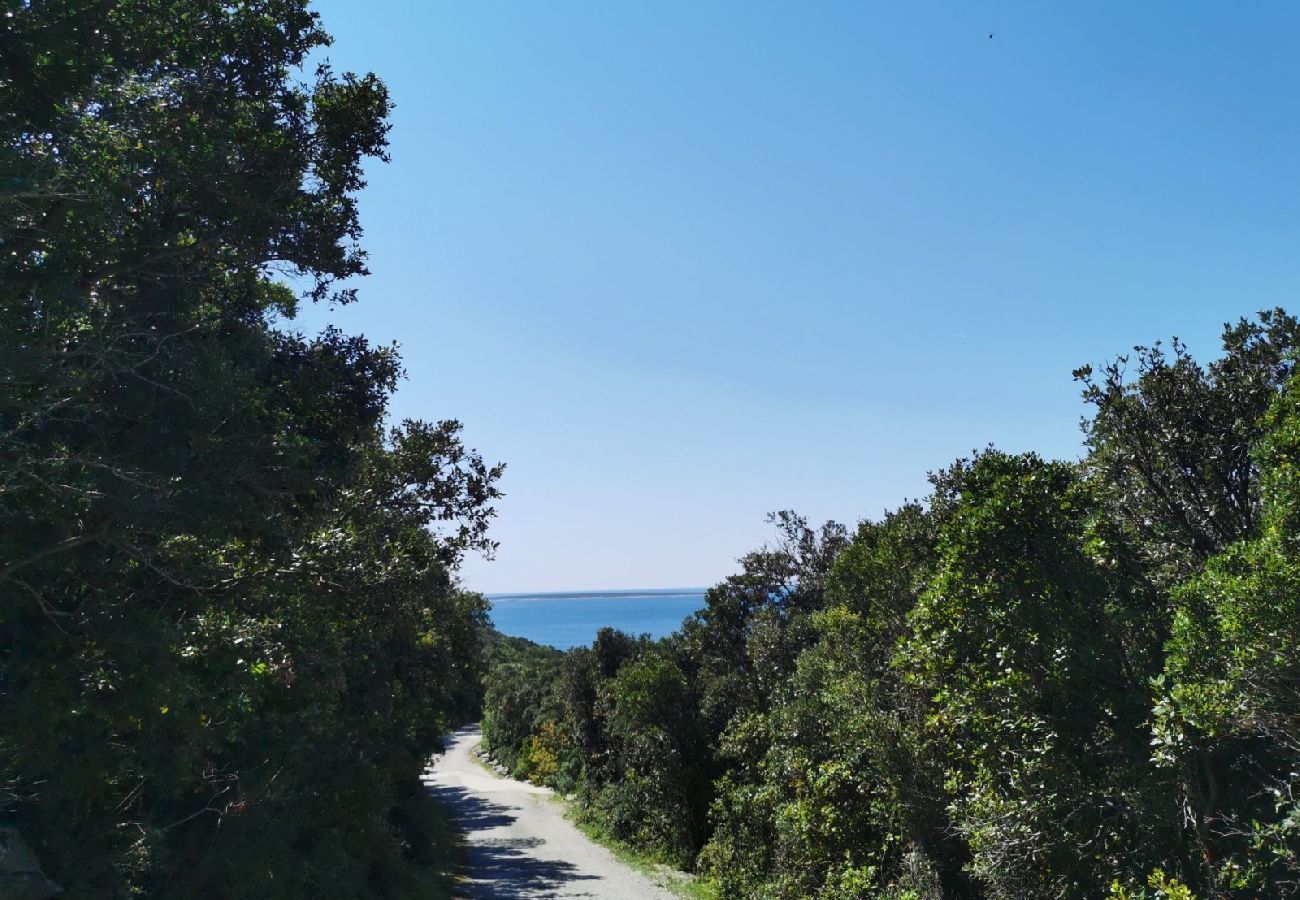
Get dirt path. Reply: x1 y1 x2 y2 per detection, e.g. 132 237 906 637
423 725 677 899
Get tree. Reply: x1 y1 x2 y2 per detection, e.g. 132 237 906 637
702 503 975 899
678 511 849 740
596 653 709 864
1 3 501 895
1152 374 1300 897
1077 310 1300 585
904 452 1179 899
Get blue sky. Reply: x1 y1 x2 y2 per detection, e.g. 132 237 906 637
297 1 1300 592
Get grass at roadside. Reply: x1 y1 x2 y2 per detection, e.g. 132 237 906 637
471 740 716 899
565 810 718 900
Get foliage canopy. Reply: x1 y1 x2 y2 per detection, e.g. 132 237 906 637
2 2 499 896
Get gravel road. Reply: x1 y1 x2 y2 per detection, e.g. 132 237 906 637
424 725 677 899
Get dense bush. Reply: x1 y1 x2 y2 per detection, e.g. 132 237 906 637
483 311 1300 899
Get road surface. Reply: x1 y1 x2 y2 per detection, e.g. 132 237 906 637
423 725 678 899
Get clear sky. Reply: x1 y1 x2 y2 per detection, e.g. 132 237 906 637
296 1 1300 593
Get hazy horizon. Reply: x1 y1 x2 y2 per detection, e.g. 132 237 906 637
485 587 708 597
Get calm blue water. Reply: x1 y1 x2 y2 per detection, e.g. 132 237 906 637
487 588 707 650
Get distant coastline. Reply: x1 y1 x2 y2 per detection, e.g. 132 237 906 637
485 587 707 601
486 588 708 649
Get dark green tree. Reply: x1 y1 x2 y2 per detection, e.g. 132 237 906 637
904 452 1179 899
702 503 976 899
1152 375 1300 897
1 2 500 896
1077 310 1300 584
594 652 709 864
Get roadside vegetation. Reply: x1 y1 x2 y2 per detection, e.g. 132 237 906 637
568 811 718 900
2 2 498 897
483 311 1300 900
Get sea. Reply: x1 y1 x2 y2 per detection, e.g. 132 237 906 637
485 588 708 650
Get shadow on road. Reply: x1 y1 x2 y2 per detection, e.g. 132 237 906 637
427 772 602 898
430 784 520 832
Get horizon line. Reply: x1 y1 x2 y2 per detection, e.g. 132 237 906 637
483 586 709 599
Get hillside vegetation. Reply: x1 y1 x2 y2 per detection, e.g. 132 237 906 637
483 312 1300 900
